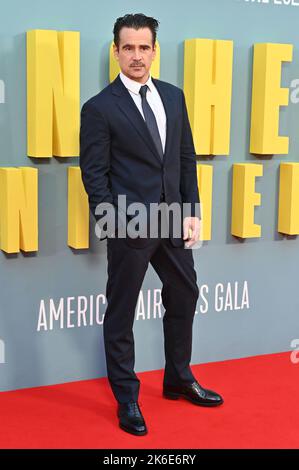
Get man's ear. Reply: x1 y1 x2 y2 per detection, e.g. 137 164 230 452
113 43 119 61
152 44 157 60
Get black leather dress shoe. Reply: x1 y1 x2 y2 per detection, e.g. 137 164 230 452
117 401 148 436
163 380 224 407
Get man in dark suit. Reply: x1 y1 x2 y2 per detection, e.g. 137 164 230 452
80 13 223 436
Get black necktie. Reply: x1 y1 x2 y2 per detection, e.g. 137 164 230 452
139 84 164 160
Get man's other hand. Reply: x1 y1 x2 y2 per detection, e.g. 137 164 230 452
183 217 201 248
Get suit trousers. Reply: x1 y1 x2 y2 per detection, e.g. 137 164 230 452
103 210 200 404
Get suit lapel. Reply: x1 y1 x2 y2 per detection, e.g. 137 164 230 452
111 74 175 165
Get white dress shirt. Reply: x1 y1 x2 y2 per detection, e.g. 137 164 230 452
119 71 167 153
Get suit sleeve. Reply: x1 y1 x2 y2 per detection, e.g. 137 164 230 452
180 90 201 220
79 101 114 223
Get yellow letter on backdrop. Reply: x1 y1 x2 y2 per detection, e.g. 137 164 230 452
196 164 213 241
68 167 89 249
184 38 233 155
250 43 293 155
231 163 263 238
0 167 38 253
27 30 80 158
278 163 299 235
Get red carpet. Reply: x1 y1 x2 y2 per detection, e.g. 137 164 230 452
0 351 298 449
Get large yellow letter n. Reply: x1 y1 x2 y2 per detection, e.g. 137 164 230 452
0 168 38 253
27 30 80 158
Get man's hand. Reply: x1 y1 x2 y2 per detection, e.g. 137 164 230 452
183 217 201 248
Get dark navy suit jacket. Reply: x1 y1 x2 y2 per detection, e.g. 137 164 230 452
79 73 201 248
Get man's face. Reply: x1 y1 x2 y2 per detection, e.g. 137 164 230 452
113 27 156 83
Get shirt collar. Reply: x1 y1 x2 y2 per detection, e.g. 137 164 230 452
119 71 154 95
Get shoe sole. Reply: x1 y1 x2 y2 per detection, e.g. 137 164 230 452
119 423 148 436
163 391 224 407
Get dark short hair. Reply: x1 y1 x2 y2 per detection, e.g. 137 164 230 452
113 13 159 49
